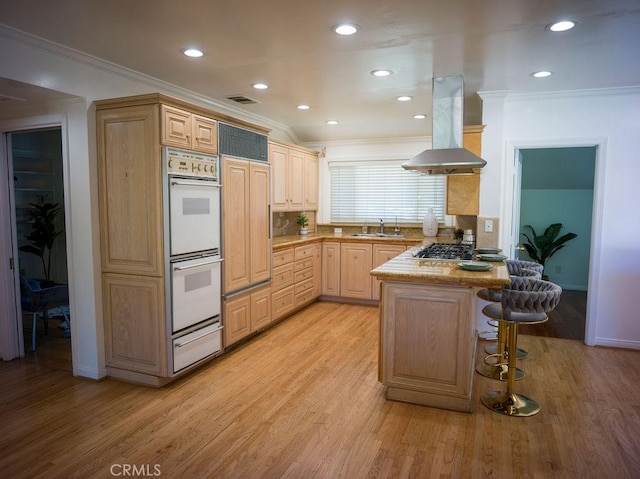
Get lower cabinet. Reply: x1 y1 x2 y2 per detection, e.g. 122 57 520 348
340 243 373 299
224 284 272 347
321 242 341 296
372 244 407 300
272 243 321 322
103 273 166 376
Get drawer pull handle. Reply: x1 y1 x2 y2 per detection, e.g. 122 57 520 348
175 326 223 348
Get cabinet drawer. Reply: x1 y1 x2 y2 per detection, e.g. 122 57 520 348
272 285 295 319
273 249 295 267
295 290 315 308
295 257 314 272
272 263 295 290
295 244 315 261
295 277 314 296
294 267 314 284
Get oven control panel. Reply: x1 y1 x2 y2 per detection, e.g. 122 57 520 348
164 147 219 180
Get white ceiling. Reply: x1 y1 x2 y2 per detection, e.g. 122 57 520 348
1 0 639 143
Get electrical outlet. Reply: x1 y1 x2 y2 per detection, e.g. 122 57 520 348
484 219 494 233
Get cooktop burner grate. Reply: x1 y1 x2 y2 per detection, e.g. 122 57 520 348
412 243 473 261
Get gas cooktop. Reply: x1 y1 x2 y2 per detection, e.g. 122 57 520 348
411 243 474 261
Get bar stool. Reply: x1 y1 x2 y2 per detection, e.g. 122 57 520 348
476 261 543 381
481 277 562 416
483 260 544 358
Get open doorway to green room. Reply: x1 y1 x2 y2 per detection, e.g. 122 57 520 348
513 146 596 340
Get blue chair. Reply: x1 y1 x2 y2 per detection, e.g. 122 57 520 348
20 277 69 351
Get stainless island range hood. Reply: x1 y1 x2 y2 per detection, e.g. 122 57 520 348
402 75 486 175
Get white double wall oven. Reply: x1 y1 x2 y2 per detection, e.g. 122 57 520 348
164 147 223 373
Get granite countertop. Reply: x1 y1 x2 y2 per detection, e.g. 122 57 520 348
370 249 510 288
272 233 459 251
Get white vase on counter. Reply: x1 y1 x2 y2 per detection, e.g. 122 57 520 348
422 208 438 237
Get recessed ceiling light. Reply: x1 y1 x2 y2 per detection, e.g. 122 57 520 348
413 114 427 119
252 83 269 90
371 69 393 77
531 71 553 78
183 48 203 58
397 96 413 102
547 20 576 32
333 23 360 35
326 120 339 125
297 104 310 110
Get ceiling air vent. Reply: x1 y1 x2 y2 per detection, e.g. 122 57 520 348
226 95 259 105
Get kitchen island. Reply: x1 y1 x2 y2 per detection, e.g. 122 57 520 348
371 248 510 412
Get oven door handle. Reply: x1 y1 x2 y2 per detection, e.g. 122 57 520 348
174 325 224 348
170 180 221 188
173 258 224 271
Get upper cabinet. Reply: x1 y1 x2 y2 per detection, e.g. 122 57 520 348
269 141 319 212
446 126 484 216
161 105 218 154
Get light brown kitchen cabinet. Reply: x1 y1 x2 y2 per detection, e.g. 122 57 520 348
222 157 271 294
321 242 341 296
340 243 373 299
97 93 269 384
269 141 319 212
304 153 319 210
103 273 166 376
223 284 272 347
446 126 484 216
371 244 406 300
161 105 218 154
223 293 251 346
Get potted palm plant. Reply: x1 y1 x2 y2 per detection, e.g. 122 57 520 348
520 223 577 277
296 212 309 235
19 194 63 282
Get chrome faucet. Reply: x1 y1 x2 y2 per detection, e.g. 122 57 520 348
379 218 385 234
394 216 400 235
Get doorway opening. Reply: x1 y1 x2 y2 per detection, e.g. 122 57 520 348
8 127 71 364
514 146 596 340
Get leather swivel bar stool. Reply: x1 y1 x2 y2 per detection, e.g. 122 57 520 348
480 276 562 417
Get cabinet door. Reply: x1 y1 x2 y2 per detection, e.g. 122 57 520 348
192 114 217 154
312 243 322 297
103 273 166 375
321 242 341 296
251 286 272 331
161 105 192 149
446 128 482 216
223 157 251 293
303 153 319 211
224 294 251 346
250 162 271 284
269 143 289 211
371 244 406 300
287 149 305 210
98 104 163 275
340 243 373 299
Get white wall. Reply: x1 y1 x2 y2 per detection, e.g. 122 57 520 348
480 88 640 349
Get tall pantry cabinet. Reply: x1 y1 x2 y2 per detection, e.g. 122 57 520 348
96 93 269 385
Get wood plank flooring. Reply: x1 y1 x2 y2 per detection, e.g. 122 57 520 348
2 301 639 478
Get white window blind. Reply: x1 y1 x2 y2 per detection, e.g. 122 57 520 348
329 160 445 223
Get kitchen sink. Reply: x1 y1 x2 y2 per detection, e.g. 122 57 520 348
350 233 406 238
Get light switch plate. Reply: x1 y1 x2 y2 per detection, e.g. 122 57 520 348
484 219 494 233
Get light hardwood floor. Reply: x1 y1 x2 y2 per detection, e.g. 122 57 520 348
2 301 640 478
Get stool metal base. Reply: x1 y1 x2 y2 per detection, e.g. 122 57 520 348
481 391 541 417
484 343 529 359
476 362 524 381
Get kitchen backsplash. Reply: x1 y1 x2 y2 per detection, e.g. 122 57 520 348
273 211 316 237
